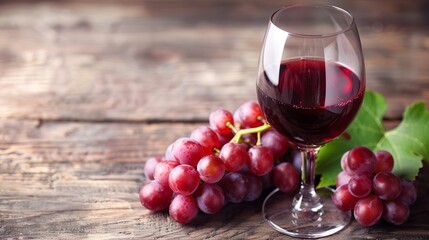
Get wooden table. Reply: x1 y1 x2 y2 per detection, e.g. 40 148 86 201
1 0 428 239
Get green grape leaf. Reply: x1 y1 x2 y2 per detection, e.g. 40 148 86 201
316 91 429 188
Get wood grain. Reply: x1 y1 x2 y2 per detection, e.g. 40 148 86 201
0 0 427 122
1 120 429 239
0 0 428 239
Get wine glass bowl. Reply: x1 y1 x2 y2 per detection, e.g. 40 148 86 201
257 4 365 238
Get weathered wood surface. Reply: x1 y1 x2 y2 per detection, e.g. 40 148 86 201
0 0 428 239
0 0 427 121
1 120 429 239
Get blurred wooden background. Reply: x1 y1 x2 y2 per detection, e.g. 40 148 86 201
0 0 428 239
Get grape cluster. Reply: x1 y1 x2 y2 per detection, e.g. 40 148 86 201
139 101 300 224
333 146 417 226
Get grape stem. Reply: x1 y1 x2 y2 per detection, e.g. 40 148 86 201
230 123 271 144
226 122 239 134
256 131 262 146
212 147 220 154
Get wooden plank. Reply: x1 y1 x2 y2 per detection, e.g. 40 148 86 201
0 1 428 238
0 120 194 239
1 119 428 239
0 0 427 122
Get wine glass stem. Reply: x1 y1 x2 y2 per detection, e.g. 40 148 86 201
292 146 323 224
301 147 319 188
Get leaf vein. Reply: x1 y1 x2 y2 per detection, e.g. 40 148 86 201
360 104 384 132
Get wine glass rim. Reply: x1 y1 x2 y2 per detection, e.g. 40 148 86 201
270 4 355 38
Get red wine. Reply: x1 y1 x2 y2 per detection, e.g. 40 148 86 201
257 58 364 146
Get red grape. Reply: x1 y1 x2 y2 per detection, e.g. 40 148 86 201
209 109 234 134
383 200 410 225
169 194 198 224
169 164 200 195
272 162 299 194
144 156 162 180
347 146 376 175
244 173 263 202
354 194 383 227
215 131 234 149
332 184 359 211
233 108 243 128
195 183 225 214
373 171 402 201
332 148 417 227
348 174 372 198
237 142 251 151
172 138 205 166
340 151 353 175
261 129 288 160
374 150 394 173
235 101 264 128
219 142 248 172
219 172 249 203
139 180 173 212
190 126 220 155
238 163 249 173
164 143 176 161
241 133 257 146
153 160 179 187
197 155 225 184
260 171 273 190
398 179 417 206
336 171 352 188
247 145 274 176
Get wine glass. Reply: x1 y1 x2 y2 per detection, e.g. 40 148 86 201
256 4 365 238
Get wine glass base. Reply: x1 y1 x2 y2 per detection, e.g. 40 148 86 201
262 187 351 238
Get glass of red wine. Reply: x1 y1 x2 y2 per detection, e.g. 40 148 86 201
257 4 365 238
